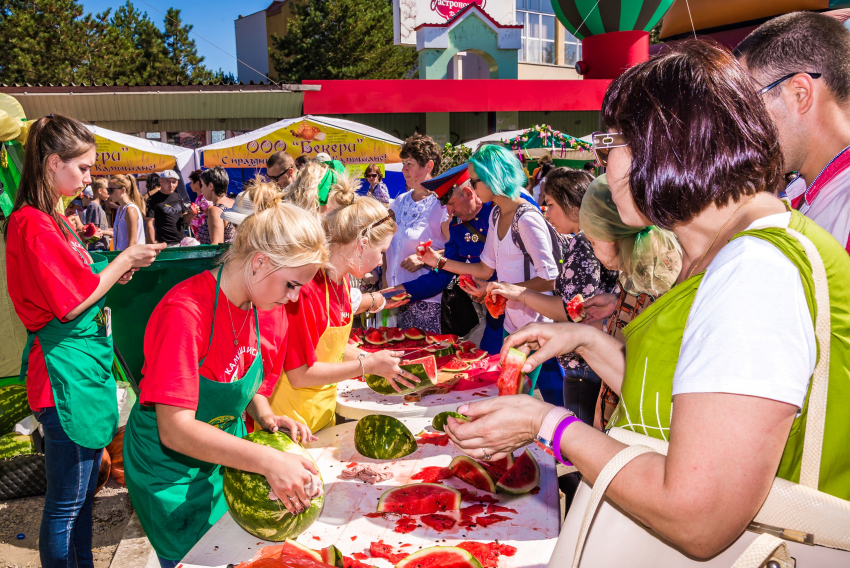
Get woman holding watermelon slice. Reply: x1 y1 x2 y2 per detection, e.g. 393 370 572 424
123 181 328 567
269 181 420 433
447 42 850 561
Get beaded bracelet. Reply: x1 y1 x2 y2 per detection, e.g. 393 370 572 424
552 415 582 467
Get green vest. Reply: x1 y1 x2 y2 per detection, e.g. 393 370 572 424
610 211 850 501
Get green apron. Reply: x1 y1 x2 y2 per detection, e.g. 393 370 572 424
124 266 265 561
19 219 117 450
610 210 850 501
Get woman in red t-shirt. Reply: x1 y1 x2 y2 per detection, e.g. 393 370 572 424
123 182 329 565
4 115 164 568
269 179 420 433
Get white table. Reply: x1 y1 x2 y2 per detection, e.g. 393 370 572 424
181 416 560 568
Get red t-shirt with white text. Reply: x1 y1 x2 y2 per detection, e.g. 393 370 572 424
139 271 288 410
5 206 100 410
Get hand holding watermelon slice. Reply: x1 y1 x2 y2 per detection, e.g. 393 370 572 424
566 294 586 323
483 292 507 318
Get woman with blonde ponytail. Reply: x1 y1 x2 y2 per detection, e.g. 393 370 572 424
123 180 328 567
108 174 146 249
269 176 420 433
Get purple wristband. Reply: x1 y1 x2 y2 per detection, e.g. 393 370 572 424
552 415 582 467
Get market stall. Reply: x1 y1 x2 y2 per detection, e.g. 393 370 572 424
194 116 406 196
463 125 595 171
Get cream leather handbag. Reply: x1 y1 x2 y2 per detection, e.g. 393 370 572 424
548 229 850 568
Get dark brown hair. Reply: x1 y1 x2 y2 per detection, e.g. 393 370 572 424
267 150 294 170
364 164 383 181
4 114 96 240
542 168 594 212
188 169 203 184
601 41 783 228
735 12 850 103
400 133 442 173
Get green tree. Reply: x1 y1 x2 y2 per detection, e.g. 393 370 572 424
161 7 214 83
271 0 418 82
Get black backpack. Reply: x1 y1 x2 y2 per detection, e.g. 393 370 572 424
492 202 567 280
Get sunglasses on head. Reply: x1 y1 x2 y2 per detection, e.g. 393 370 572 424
591 132 629 167
363 208 395 234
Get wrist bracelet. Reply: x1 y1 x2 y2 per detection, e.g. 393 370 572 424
370 293 386 313
437 255 448 270
552 415 582 467
367 294 376 313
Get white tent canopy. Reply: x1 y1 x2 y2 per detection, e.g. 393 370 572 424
463 129 594 161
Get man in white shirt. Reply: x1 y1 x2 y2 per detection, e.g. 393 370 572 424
736 11 850 254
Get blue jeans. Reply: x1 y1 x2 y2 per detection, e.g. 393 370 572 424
563 365 603 425
158 557 180 568
35 407 103 568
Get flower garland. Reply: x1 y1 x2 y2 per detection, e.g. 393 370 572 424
439 142 473 174
503 124 592 161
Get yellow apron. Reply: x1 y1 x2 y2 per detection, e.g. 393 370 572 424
270 271 352 432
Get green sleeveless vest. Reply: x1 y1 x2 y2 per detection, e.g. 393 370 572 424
610 211 850 501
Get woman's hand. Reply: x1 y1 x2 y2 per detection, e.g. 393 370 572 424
583 293 620 323
261 450 321 515
460 277 488 302
378 287 409 310
489 281 526 302
415 245 440 268
117 268 138 285
365 350 420 392
500 322 586 374
119 242 166 269
444 396 552 462
257 414 317 444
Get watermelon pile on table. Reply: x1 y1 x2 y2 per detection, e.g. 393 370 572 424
447 449 540 495
350 327 459 354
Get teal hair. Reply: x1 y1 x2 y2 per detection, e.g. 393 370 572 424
468 145 527 199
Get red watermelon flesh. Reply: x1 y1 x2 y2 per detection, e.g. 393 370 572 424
420 513 456 532
566 294 585 323
411 466 453 483
395 547 483 568
386 328 406 342
377 483 461 514
458 340 477 353
394 515 418 534
83 223 98 239
440 357 470 373
456 542 518 568
402 327 425 340
405 355 437 381
458 488 500 504
477 454 515 483
450 456 496 493
342 556 372 568
391 293 411 302
458 274 476 289
497 348 527 396
484 292 507 318
458 349 487 363
364 330 387 345
370 541 409 564
474 514 510 527
496 448 540 494
427 333 458 345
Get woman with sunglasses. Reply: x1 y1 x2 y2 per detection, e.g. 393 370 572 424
361 164 390 204
445 42 850 563
108 174 147 250
269 179 419 433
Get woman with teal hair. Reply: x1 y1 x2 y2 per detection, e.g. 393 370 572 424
418 144 560 392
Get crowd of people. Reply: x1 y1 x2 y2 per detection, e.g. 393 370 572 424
5 10 850 568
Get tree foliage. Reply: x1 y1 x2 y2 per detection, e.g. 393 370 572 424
271 0 418 82
0 0 233 85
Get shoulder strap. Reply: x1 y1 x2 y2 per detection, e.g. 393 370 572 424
59 216 87 249
200 265 225 367
461 221 486 244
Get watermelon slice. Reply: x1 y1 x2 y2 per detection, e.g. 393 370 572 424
458 349 487 362
377 483 461 514
450 456 497 493
320 545 344 567
386 328 406 342
402 328 425 340
365 355 438 396
477 454 515 483
457 340 477 353
364 330 387 345
390 293 411 302
350 329 365 346
278 540 324 562
496 448 540 494
431 411 469 432
458 274 476 290
566 294 585 323
484 292 507 318
455 542 518 568
396 546 483 568
440 357 470 373
497 348 528 396
427 333 459 345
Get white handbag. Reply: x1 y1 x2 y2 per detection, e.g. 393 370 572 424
548 229 850 568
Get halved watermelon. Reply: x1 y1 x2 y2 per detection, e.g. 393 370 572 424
566 294 585 323
458 349 487 362
497 348 528 396
402 328 425 340
396 546 483 568
440 357 470 373
496 448 540 494
365 355 438 396
427 333 459 345
377 483 461 515
450 456 496 493
364 330 387 345
484 293 507 318
457 340 477 353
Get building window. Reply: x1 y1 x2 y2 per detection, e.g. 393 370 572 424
211 130 226 144
517 0 555 65
564 29 582 67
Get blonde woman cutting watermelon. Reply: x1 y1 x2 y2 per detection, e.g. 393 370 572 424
445 42 850 564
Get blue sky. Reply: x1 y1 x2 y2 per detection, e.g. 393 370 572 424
81 0 272 76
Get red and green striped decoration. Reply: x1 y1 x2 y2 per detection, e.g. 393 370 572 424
551 0 676 40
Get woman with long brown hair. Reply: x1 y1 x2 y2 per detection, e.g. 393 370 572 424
4 114 163 567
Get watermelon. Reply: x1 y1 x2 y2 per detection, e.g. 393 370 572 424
390 293 411 302
386 328 406 342
395 546 483 568
364 330 387 345
321 545 344 567
425 344 456 358
222 431 324 541
450 456 496 493
402 328 425 340
497 348 528 396
0 384 30 435
431 411 469 432
566 294 585 323
278 540 324 562
458 349 486 363
458 274 476 290
478 454 514 483
439 357 469 373
426 333 458 345
354 415 417 460
484 293 507 318
365 355 438 396
496 448 540 494
350 329 365 346
456 341 476 353
0 432 36 459
377 483 461 514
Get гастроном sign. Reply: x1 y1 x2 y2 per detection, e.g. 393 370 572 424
431 0 485 20
394 0 514 46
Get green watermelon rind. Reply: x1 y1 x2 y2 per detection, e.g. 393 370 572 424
0 432 36 460
365 356 437 396
0 384 30 436
376 483 461 514
354 415 417 460
450 455 497 493
395 546 483 568
222 431 324 541
431 411 469 432
496 448 540 494
321 544 344 567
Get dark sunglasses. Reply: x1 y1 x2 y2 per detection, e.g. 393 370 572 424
591 132 629 167
363 208 395 234
267 167 294 182
758 72 821 95
107 186 119 193
365 173 379 179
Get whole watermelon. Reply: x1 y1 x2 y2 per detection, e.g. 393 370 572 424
0 384 31 435
354 414 417 460
222 431 324 541
0 432 36 460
